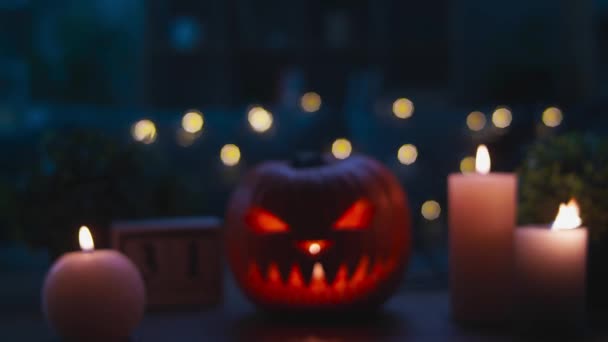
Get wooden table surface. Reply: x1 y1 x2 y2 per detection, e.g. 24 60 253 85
1 269 607 342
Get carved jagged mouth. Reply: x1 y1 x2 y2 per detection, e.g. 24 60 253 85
245 255 398 307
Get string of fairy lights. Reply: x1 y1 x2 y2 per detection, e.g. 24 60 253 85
130 93 565 222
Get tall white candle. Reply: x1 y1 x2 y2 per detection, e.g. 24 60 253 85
515 199 587 322
448 145 517 322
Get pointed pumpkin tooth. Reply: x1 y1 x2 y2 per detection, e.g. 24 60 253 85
248 261 263 281
287 265 305 288
310 262 327 293
332 264 349 291
312 262 325 280
350 256 369 284
299 259 316 285
266 262 283 285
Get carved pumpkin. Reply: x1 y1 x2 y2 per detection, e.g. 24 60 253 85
225 154 411 311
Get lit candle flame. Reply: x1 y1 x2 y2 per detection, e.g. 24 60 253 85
475 145 491 175
552 199 583 231
79 226 95 252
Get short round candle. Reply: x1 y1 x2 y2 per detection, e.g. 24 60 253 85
42 226 146 341
515 199 587 323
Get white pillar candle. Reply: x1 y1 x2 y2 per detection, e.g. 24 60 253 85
448 145 517 322
515 199 587 322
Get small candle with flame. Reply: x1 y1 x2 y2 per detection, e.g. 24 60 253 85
515 199 587 323
42 226 146 341
448 145 517 322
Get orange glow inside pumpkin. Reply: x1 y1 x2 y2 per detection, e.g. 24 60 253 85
333 199 374 230
246 207 289 233
297 240 332 256
309 243 321 255
245 255 397 306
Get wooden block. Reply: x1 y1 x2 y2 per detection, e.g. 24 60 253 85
111 217 222 310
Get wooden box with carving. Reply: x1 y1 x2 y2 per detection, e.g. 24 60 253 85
111 217 222 310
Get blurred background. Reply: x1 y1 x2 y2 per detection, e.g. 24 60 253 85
1 0 608 311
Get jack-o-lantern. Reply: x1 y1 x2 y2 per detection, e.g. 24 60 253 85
225 154 411 312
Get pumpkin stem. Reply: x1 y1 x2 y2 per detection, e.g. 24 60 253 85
290 152 327 168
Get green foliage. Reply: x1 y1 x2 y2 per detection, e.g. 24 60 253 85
14 129 208 257
519 133 608 240
16 129 140 255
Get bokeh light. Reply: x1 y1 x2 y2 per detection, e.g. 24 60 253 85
182 111 204 133
421 200 441 221
301 92 322 113
131 119 157 144
220 144 241 166
392 98 414 119
460 156 476 174
466 111 486 131
542 107 563 128
397 144 418 165
492 107 512 128
331 138 352 160
248 106 273 133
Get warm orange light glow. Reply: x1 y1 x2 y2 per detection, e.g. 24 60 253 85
333 199 374 230
552 198 583 231
268 263 282 282
301 92 322 113
131 119 157 144
542 107 563 128
421 201 441 220
246 208 289 233
182 111 204 133
397 144 418 165
287 266 304 288
492 107 512 128
312 262 325 281
460 156 475 174
392 98 414 119
245 255 398 306
311 262 327 292
331 138 352 159
220 144 241 166
79 226 94 252
475 145 491 175
248 106 273 133
466 111 486 131
297 240 331 256
350 257 370 284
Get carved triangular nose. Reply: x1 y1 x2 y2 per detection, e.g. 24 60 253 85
297 240 331 257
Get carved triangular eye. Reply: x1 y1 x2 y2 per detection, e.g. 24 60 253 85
333 199 374 230
246 207 290 234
